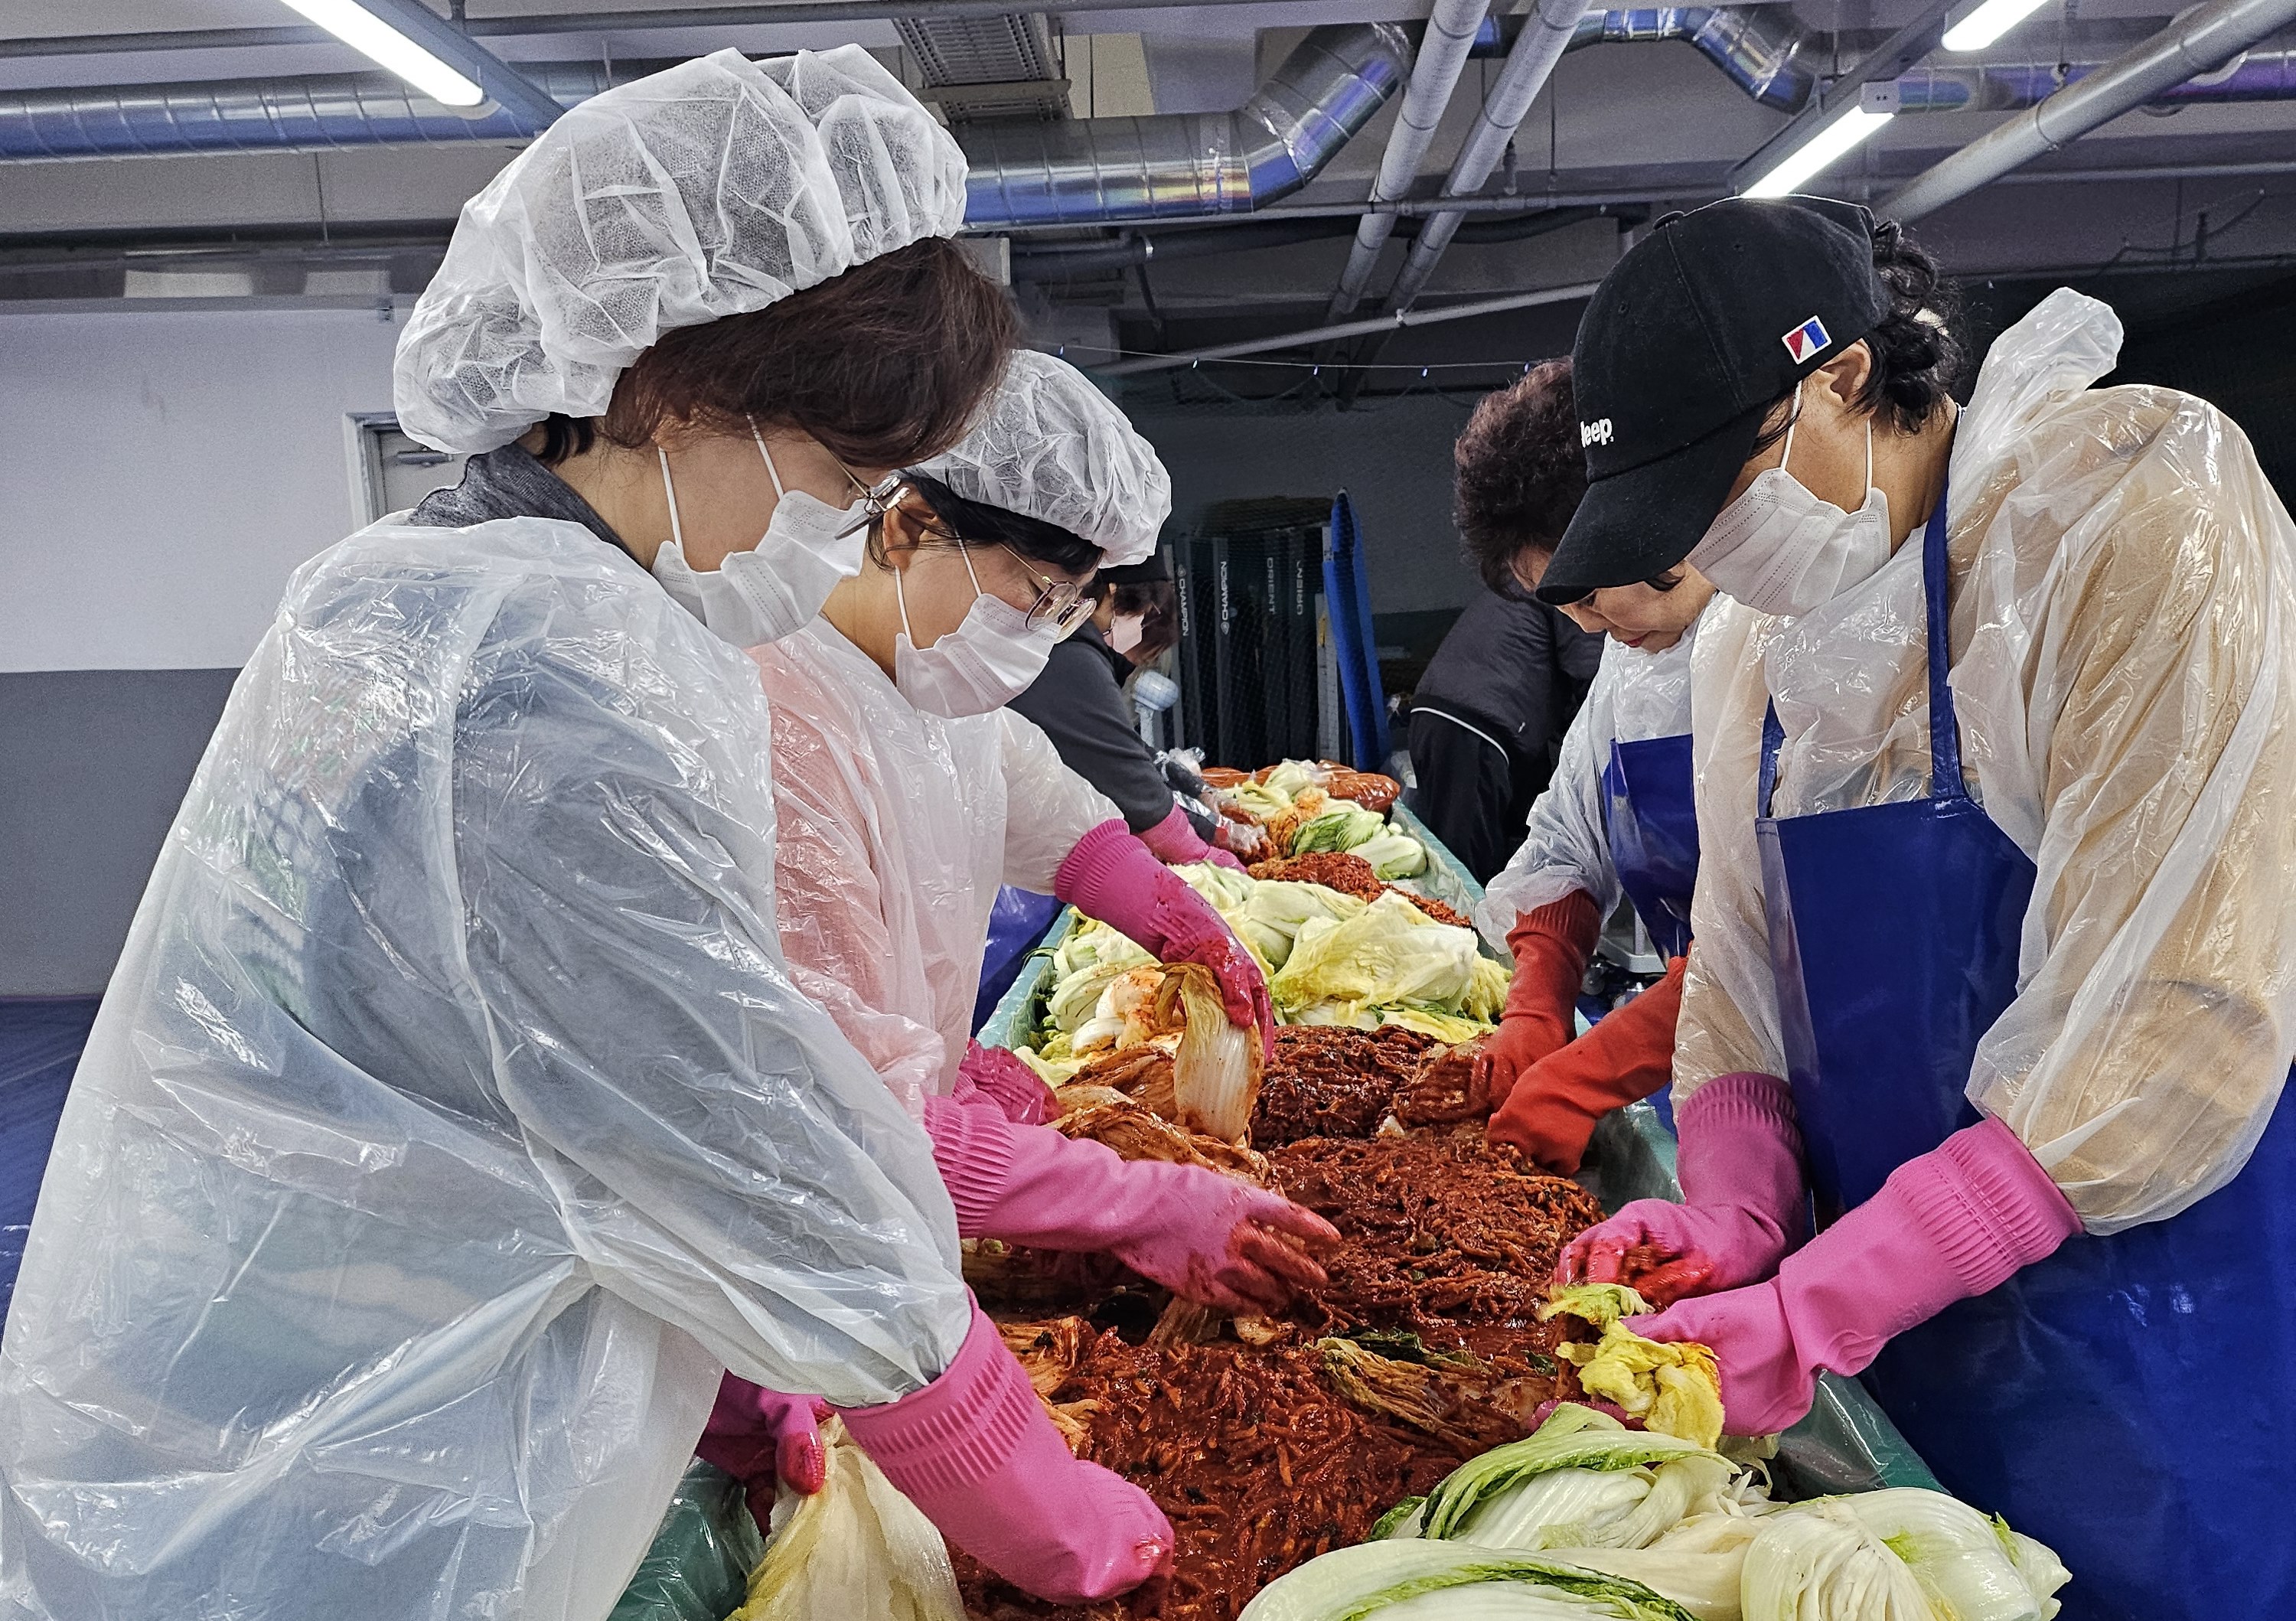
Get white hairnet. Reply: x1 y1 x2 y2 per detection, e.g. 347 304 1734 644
1675 289 2296 1235
395 47 967 454
908 349 1172 566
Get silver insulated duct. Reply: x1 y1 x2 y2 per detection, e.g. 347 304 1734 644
956 23 1411 227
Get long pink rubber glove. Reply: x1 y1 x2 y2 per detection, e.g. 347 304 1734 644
1055 818 1274 1055
696 1380 831 1513
1556 1071 1809 1299
954 1039 1060 1124
925 1094 1336 1315
1140 802 1248 872
1633 1115 2080 1435
839 1302 1174 1603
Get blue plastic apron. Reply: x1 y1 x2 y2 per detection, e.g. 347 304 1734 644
1755 481 2296 1619
1600 733 1698 962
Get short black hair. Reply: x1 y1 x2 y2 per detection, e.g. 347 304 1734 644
892 470 1103 577
1452 357 1587 596
1751 217 1969 457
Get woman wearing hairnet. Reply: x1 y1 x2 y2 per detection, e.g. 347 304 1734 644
0 51 1169 1618
699 348 1332 1518
1451 359 1717 1182
1543 197 2296 1619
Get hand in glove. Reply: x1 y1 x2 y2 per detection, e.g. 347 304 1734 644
1489 954 1684 1175
1469 892 1601 1111
1631 1116 2079 1434
954 1039 1059 1125
925 1095 1336 1315
1140 801 1247 872
1055 818 1274 1056
1555 1071 1809 1298
696 1377 830 1522
840 1303 1173 1602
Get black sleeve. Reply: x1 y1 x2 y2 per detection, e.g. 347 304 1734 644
1006 642 1176 833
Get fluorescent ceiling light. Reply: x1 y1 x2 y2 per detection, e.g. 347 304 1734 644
1741 103 1895 197
278 0 486 106
1942 0 2053 52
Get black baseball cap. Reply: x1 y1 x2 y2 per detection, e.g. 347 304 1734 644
1535 196 1890 605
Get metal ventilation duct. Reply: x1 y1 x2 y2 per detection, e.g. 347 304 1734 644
896 13 1071 122
955 22 1411 227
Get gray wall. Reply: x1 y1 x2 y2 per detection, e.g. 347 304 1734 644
2 669 236 995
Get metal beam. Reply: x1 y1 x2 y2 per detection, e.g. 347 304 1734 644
1093 279 1600 374
0 0 1299 60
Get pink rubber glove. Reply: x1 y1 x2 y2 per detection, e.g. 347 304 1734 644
1556 1071 1808 1298
954 1039 1060 1125
924 1095 1336 1315
1139 802 1246 871
839 1302 1173 1603
1634 1115 2080 1435
1055 818 1274 1056
697 1378 830 1521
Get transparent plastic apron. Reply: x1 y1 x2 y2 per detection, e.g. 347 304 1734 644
1755 479 2296 1619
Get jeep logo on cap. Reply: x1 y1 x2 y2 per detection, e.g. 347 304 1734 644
1580 418 1614 448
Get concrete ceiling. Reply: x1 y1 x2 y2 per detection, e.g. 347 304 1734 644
1 0 2291 379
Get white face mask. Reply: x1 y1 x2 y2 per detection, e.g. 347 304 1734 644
892 543 1062 718
1108 613 1145 655
648 423 869 647
1687 381 1893 619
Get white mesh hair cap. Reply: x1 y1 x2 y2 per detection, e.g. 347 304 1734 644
394 47 967 453
908 350 1172 566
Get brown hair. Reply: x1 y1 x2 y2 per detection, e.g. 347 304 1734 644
1095 577 1178 662
1452 357 1587 596
537 237 1019 468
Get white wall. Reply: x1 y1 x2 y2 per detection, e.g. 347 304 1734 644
0 305 401 673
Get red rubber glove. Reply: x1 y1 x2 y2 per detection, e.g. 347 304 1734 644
839 1303 1173 1603
923 1095 1336 1315
1469 892 1601 1111
1556 1071 1809 1297
696 1378 831 1522
1139 802 1247 872
1055 819 1274 1057
1489 955 1685 1174
1634 1116 2080 1434
954 1039 1060 1124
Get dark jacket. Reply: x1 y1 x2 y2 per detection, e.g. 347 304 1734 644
1007 622 1175 834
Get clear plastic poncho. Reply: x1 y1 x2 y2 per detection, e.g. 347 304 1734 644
395 46 967 454
1676 289 2296 1232
1476 605 1707 951
908 350 1172 567
752 621 1119 1112
0 517 970 1619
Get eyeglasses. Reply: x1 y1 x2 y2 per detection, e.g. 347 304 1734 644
833 471 908 540
995 543 1097 633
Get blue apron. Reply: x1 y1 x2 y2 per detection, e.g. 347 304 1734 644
1600 732 1698 962
1755 482 2296 1620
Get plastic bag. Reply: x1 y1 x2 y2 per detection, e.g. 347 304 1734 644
732 1418 966 1621
608 1463 768 1621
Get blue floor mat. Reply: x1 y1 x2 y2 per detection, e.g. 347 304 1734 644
0 996 97 1323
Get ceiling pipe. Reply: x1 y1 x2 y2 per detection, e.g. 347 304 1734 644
1886 0 2296 219
955 23 1409 227
1095 278 1603 375
1327 0 1494 320
1375 0 1596 317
